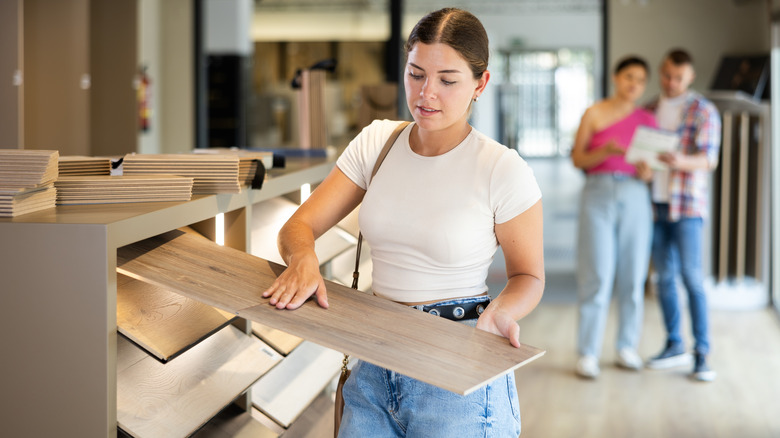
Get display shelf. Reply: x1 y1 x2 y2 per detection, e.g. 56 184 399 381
251 321 304 356
190 404 280 438
0 157 334 437
117 273 236 362
250 341 343 428
117 325 282 438
115 227 545 396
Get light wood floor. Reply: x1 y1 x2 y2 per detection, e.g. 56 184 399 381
514 295 780 438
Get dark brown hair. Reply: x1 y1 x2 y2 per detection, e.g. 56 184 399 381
665 49 694 66
404 8 489 79
614 56 649 76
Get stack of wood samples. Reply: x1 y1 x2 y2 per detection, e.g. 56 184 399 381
297 69 327 149
54 175 193 205
0 149 58 217
193 148 272 188
58 155 112 176
122 154 241 194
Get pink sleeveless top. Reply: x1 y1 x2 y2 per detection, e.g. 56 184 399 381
587 108 658 175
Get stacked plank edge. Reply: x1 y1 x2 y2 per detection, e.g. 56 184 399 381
58 155 112 176
122 153 241 194
0 150 58 217
55 175 193 205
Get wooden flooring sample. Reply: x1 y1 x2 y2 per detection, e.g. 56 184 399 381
251 321 303 356
117 229 545 396
251 341 342 428
117 273 237 362
117 325 282 438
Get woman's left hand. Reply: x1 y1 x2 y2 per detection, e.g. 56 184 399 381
476 308 521 348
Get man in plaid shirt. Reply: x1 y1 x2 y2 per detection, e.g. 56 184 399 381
644 49 721 382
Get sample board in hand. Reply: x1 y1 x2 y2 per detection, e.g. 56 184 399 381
116 229 545 395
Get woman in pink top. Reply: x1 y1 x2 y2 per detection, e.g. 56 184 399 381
570 56 657 379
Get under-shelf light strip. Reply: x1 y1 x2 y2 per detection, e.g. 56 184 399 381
216 213 225 246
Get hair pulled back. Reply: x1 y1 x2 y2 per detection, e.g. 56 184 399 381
404 8 489 80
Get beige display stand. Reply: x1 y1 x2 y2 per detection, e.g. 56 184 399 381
0 158 334 437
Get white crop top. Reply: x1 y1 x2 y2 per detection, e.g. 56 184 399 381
337 120 542 302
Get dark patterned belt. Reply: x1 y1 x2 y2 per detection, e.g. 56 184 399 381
412 296 491 321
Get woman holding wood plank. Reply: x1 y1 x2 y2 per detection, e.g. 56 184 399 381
263 8 544 437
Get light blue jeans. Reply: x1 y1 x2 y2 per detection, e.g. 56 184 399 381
651 204 710 354
338 297 522 437
576 174 653 357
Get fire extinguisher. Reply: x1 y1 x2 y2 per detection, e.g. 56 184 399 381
137 65 151 132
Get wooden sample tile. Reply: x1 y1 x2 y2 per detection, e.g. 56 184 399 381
251 321 303 356
190 404 279 438
55 175 193 205
122 153 241 194
58 155 112 176
0 186 57 217
117 325 282 438
251 341 342 428
117 273 237 362
0 149 59 187
117 229 545 395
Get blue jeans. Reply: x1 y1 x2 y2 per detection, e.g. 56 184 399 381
338 297 521 437
339 362 521 438
651 204 710 354
576 174 653 357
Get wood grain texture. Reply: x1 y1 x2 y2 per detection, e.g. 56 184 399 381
117 273 237 362
251 341 342 428
117 229 545 395
117 325 282 438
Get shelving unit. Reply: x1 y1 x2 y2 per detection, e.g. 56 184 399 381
0 157 335 437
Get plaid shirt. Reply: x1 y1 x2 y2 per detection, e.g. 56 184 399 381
646 91 721 221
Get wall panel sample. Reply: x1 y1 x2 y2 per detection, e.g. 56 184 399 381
117 229 545 395
117 273 236 362
117 325 281 438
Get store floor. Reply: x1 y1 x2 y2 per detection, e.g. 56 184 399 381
300 157 780 438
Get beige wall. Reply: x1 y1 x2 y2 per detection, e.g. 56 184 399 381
138 0 195 154
609 0 770 100
0 0 22 149
159 0 194 154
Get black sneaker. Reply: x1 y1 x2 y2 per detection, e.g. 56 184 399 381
692 353 717 382
645 341 692 369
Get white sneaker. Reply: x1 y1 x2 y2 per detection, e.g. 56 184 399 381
616 348 643 370
576 355 600 378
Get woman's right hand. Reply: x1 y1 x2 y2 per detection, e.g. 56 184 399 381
262 252 329 310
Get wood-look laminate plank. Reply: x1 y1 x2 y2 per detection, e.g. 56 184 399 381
251 341 342 428
117 273 237 362
117 229 546 395
117 325 282 438
251 321 303 356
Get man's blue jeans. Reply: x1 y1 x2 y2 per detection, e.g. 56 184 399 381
651 204 710 354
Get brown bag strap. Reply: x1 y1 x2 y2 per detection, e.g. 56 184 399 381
351 121 411 290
